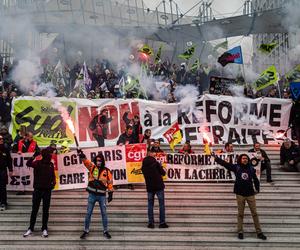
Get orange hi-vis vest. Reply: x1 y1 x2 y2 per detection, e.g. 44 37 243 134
83 159 113 194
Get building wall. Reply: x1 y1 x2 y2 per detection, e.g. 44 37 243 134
252 0 290 75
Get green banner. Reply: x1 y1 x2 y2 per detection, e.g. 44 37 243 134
11 99 76 146
253 65 278 91
286 64 300 82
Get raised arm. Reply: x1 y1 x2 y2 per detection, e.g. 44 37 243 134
213 154 237 172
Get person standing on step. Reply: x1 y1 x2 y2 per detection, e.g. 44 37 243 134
23 148 56 238
0 135 13 211
248 142 273 183
211 152 267 240
77 150 113 239
141 148 168 229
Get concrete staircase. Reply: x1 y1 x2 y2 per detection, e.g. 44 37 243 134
1 144 300 249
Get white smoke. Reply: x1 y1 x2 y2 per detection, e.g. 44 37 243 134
11 58 43 94
174 84 199 114
35 82 57 98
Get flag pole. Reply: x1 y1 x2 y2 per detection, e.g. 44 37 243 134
241 63 246 83
276 80 282 98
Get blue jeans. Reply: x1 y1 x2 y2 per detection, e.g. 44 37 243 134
84 193 108 232
147 190 166 225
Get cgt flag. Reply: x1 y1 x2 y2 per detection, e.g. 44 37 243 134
163 122 182 151
218 46 243 67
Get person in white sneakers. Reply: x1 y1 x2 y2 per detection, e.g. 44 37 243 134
23 148 56 238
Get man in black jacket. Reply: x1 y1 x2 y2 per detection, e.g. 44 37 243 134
23 148 56 238
212 152 267 240
280 138 300 172
249 142 273 182
141 149 168 229
122 111 143 143
116 125 135 145
289 100 300 146
0 134 13 211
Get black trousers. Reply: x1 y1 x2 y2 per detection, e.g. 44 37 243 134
0 170 7 205
93 134 105 147
29 189 52 231
261 161 272 182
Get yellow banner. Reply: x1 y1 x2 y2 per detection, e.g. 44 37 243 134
11 99 76 146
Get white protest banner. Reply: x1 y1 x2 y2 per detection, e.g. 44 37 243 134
8 145 129 191
164 152 261 182
11 95 292 147
7 153 35 191
57 145 127 189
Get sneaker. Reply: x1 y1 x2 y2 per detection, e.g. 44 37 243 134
80 231 89 239
103 231 111 239
159 223 169 229
128 184 134 190
42 229 48 238
238 233 244 239
257 233 267 240
0 204 6 211
23 229 33 237
147 223 155 229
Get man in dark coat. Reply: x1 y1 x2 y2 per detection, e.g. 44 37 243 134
249 142 273 182
141 148 168 229
23 148 56 238
116 125 135 145
289 100 300 146
280 138 300 172
212 152 267 240
0 134 13 211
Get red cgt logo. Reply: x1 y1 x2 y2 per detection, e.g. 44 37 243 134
126 144 147 162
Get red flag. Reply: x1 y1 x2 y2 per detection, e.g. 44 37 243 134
163 122 182 151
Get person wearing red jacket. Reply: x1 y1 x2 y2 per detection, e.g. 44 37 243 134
178 141 194 155
17 132 39 154
77 150 114 239
17 132 40 195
